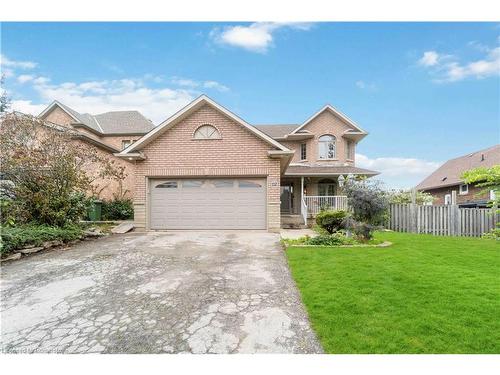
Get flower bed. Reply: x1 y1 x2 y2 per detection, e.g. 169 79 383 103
282 232 388 248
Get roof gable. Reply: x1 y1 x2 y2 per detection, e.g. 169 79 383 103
291 104 368 135
120 95 290 154
39 101 81 123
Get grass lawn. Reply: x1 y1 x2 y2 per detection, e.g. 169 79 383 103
286 231 499 353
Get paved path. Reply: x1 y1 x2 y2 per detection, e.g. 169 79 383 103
1 231 322 354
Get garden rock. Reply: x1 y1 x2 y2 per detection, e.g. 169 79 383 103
83 228 105 238
111 222 134 234
1 253 21 262
18 246 44 254
42 240 63 248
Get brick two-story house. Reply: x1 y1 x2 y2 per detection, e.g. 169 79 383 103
38 101 154 200
115 95 378 231
416 145 499 207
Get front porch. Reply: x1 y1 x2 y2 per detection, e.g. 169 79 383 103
280 176 348 227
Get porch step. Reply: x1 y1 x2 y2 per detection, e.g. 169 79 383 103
281 214 308 229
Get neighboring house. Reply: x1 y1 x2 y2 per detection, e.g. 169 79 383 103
38 101 154 200
116 95 378 231
416 145 500 207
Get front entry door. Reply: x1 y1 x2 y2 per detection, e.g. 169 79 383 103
280 184 293 213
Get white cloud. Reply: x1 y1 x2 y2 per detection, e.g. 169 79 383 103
210 22 312 53
17 74 34 84
1 54 37 81
171 77 199 88
418 51 440 66
5 55 231 124
0 54 37 70
171 76 230 92
356 153 442 189
355 80 377 91
2 68 14 78
203 80 229 92
11 77 196 124
10 99 48 115
418 45 500 82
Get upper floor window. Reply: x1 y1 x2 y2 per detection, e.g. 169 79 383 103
318 135 336 159
193 124 221 140
300 143 307 160
346 141 355 160
459 184 468 195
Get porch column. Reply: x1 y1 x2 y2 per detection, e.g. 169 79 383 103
300 176 304 213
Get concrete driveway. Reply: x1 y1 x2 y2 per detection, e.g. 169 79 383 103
1 231 322 354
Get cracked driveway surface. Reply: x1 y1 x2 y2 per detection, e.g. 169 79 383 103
1 231 322 354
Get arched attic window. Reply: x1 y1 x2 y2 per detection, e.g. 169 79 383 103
193 124 221 140
318 134 336 159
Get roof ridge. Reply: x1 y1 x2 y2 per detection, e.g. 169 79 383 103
92 115 104 133
446 144 500 162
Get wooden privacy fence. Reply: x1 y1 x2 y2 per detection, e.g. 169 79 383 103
388 203 499 237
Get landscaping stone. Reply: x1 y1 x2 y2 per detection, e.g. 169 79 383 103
111 222 134 234
1 253 21 262
18 246 44 254
42 240 63 248
83 228 104 238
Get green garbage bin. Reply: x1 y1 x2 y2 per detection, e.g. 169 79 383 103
88 200 102 221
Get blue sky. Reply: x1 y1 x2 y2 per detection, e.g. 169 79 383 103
1 22 499 188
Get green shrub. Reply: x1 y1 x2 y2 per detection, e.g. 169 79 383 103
101 199 134 220
344 180 389 226
0 225 84 255
316 210 349 234
343 180 389 240
307 233 355 246
482 227 500 240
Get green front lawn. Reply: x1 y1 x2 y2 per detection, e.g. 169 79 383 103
286 231 499 353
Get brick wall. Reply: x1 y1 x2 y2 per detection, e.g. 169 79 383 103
41 106 134 201
102 135 143 151
281 110 356 165
43 107 75 127
133 104 282 231
425 184 490 205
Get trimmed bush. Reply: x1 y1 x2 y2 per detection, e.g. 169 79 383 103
307 233 355 246
0 225 84 255
101 199 134 221
316 210 349 234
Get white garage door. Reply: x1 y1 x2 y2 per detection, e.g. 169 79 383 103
150 178 267 230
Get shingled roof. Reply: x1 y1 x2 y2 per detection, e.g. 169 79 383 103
40 101 154 135
253 124 299 138
416 145 500 191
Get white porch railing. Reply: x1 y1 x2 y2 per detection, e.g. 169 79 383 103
304 195 348 216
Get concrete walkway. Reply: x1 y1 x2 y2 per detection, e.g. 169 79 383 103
280 229 317 240
1 231 322 354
